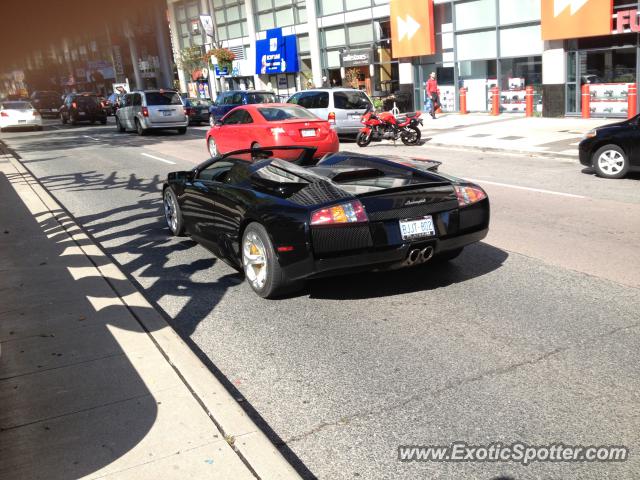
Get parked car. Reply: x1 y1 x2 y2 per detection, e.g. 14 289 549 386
286 88 373 136
205 104 339 159
116 89 188 135
30 91 61 118
162 147 489 298
208 90 278 126
60 93 107 125
182 96 212 125
0 101 42 131
579 116 640 179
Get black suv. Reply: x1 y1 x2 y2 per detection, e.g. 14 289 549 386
60 93 107 125
30 91 61 118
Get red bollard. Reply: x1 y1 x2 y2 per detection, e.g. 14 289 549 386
581 84 590 119
627 83 637 119
490 86 500 116
459 87 467 115
525 85 534 117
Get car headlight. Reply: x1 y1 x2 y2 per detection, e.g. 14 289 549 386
583 129 597 139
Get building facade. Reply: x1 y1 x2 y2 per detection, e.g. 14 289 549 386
166 0 640 117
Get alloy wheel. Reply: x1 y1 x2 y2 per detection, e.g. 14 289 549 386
243 232 268 290
597 150 624 175
164 190 178 233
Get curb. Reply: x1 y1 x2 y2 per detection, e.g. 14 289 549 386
423 141 579 160
1 144 303 480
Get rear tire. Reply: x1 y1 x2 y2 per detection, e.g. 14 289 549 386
242 222 294 299
356 132 371 147
177 127 187 134
61 114 67 125
116 117 125 132
136 119 147 136
592 144 629 179
401 125 421 146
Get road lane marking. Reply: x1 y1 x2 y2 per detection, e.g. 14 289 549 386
466 178 586 199
141 152 176 164
83 135 99 141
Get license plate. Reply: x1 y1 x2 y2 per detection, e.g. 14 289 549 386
78 112 86 116
399 216 436 240
350 114 361 120
301 129 316 137
162 111 172 116
18 120 26 124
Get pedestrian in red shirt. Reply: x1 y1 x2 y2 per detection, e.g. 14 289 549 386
426 72 440 119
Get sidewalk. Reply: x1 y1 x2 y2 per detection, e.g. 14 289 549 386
418 113 613 158
0 145 301 479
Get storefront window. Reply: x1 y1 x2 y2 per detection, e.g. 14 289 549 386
455 0 496 31
348 23 374 45
457 59 497 111
499 0 540 24
499 25 543 57
499 57 542 113
579 48 636 115
275 8 295 26
346 0 371 10
456 31 497 61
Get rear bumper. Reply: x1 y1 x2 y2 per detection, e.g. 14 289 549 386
0 118 42 128
141 118 189 129
281 227 488 281
335 125 363 135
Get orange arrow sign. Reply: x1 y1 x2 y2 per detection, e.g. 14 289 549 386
391 0 435 58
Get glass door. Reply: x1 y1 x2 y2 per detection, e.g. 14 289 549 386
566 51 578 114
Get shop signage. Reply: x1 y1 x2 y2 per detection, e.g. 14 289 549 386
200 15 214 38
215 65 229 76
255 28 299 75
541 0 613 40
615 9 640 33
341 49 372 68
390 0 435 58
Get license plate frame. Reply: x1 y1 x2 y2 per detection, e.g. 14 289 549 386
399 215 436 241
301 128 316 137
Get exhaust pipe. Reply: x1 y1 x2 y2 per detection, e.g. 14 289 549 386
406 249 421 265
419 246 434 263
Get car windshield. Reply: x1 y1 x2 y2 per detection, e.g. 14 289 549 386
246 93 277 104
1 101 32 110
333 91 371 110
258 107 318 122
188 98 213 107
146 91 182 106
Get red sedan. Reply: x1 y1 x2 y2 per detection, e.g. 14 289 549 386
205 103 339 159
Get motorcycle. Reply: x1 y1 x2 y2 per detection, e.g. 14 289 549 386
356 106 423 147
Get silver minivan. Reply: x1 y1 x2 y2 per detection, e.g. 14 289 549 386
116 90 188 135
286 88 373 136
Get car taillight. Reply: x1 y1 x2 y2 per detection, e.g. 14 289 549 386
185 107 192 116
328 112 336 125
270 127 286 136
72 102 77 109
0 112 8 117
454 185 487 207
142 107 149 117
311 200 368 226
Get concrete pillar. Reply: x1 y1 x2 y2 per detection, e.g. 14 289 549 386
242 0 260 89
304 0 323 88
124 19 143 89
542 40 566 117
154 3 174 89
167 2 187 93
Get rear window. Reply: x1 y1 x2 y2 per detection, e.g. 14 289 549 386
333 91 371 110
1 101 32 109
246 92 277 104
76 96 99 106
258 107 319 122
188 98 212 107
145 91 182 106
293 92 329 109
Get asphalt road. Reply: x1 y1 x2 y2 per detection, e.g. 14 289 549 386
2 119 639 480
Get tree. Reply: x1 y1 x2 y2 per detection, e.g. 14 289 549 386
176 45 205 74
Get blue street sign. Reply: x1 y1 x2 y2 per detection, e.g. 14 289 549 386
255 28 299 75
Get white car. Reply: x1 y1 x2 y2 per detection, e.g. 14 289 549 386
0 101 43 131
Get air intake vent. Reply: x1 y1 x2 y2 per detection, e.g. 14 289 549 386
228 46 245 60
